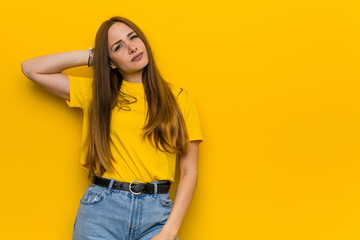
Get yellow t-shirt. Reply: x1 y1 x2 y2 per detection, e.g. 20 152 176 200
65 74 203 183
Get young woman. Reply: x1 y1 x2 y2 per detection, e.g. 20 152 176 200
21 16 203 240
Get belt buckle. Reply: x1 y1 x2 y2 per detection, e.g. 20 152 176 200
129 180 143 195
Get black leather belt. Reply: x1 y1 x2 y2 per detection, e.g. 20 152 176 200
92 174 171 195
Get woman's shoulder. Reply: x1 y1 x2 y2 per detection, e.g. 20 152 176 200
167 82 190 100
68 74 93 89
65 74 93 108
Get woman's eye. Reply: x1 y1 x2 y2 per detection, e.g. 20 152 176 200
115 44 123 51
115 35 138 51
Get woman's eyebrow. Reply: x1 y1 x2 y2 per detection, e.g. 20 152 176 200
111 31 136 49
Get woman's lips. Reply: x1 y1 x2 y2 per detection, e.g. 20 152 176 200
131 52 143 62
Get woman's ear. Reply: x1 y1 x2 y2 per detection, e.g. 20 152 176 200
109 60 117 69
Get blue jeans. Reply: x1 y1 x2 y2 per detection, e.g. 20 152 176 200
73 176 179 240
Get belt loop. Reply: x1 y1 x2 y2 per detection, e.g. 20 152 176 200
153 182 158 198
106 179 115 195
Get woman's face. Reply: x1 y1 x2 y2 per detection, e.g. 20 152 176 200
108 22 149 74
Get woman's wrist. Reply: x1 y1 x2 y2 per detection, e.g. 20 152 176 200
88 47 94 67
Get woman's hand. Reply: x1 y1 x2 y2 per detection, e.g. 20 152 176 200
150 230 177 240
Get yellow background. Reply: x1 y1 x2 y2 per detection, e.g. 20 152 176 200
1 0 360 239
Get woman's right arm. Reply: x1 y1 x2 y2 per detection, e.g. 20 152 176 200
20 50 89 101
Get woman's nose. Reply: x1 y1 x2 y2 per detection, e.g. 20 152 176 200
127 43 137 52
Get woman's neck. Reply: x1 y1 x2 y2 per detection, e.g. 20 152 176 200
122 69 143 84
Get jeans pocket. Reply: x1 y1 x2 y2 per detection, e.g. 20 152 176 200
80 187 105 205
158 193 173 208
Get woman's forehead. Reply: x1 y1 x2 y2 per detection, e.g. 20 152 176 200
108 22 133 41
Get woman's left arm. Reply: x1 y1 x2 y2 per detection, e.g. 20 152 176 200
152 140 200 240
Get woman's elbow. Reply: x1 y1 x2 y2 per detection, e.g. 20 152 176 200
21 61 31 78
180 168 198 179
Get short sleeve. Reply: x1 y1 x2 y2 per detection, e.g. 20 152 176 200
177 88 204 143
65 74 93 109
